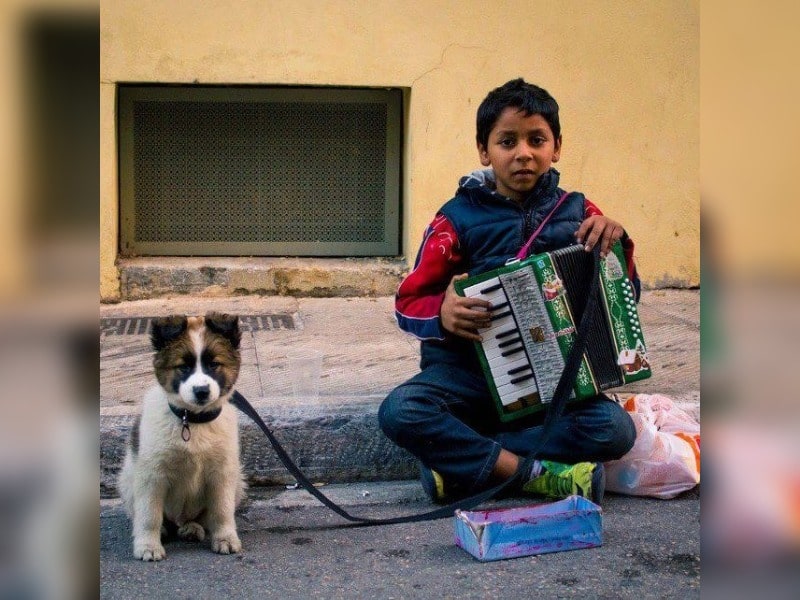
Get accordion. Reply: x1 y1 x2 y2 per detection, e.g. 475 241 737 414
455 241 651 422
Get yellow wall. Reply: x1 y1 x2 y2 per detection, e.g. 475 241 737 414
100 0 699 299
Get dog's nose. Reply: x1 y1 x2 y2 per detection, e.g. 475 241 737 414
193 385 210 403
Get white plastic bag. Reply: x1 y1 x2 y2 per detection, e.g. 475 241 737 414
604 394 700 499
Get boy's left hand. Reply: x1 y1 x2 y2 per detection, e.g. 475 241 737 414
575 215 624 258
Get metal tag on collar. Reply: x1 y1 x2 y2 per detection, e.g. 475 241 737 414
181 410 191 442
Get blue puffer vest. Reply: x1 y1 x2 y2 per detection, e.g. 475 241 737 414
421 167 586 370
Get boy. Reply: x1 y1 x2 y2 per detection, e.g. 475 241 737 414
379 79 638 504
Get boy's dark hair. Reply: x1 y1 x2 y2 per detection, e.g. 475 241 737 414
476 78 560 148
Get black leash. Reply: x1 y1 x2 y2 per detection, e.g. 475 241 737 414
231 245 603 526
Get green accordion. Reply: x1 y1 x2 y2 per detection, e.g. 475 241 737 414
454 242 651 422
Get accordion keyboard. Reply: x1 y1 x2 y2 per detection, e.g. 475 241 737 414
454 241 651 421
461 265 566 409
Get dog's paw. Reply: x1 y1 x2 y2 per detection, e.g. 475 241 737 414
133 540 166 562
211 533 242 555
177 521 205 541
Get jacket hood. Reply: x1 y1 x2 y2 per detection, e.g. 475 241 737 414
457 168 500 197
457 167 561 207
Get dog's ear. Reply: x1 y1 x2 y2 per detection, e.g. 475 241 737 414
205 313 241 349
150 315 188 351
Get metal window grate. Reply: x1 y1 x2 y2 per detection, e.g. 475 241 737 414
100 314 297 336
118 85 402 257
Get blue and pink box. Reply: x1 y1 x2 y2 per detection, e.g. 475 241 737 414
454 495 603 561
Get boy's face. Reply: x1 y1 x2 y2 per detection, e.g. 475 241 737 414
477 108 562 202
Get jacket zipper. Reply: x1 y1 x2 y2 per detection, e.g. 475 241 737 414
521 205 534 251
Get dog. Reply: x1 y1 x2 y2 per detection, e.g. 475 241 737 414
117 312 246 561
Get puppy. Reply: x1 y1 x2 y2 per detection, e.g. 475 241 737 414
117 312 245 561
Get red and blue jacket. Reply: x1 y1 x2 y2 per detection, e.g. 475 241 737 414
396 168 640 367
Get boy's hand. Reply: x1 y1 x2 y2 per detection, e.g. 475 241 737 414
441 274 492 342
575 215 624 258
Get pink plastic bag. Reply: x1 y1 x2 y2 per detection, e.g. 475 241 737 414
604 394 700 499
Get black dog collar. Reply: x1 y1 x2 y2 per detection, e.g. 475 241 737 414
167 403 223 442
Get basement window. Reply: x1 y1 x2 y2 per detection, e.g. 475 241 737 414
118 85 402 256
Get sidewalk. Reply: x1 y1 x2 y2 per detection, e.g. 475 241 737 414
101 480 700 598
100 290 700 497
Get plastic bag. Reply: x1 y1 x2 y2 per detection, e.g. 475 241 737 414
604 394 700 499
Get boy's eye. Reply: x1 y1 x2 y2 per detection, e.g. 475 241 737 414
499 138 515 148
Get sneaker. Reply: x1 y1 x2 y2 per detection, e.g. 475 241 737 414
419 463 449 504
521 460 606 504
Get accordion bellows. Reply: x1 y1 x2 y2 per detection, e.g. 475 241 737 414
455 242 651 422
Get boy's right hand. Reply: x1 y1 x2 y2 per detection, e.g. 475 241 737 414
440 274 492 342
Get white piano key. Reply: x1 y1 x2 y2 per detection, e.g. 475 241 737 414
484 336 523 356
492 362 534 387
484 352 530 375
480 289 510 306
478 313 517 337
461 277 501 298
486 344 526 368
496 380 541 407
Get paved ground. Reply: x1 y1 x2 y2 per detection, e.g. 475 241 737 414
101 482 700 599
99 289 700 598
100 290 699 411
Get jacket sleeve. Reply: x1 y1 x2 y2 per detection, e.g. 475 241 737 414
395 214 464 340
584 198 642 301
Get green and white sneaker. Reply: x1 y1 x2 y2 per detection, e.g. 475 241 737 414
522 460 606 504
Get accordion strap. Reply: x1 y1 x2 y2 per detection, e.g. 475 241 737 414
522 243 604 461
231 245 603 525
515 191 571 260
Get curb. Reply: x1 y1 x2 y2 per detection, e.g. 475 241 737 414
100 397 417 498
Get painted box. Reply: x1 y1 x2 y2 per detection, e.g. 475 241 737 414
454 496 602 562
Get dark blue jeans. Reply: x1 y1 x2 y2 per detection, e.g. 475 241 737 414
378 362 636 494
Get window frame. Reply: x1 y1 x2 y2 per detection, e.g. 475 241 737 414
117 84 402 257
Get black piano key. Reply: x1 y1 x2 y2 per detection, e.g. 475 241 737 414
496 329 517 339
498 336 522 349
480 283 502 294
491 310 512 321
510 373 535 385
507 365 532 375
500 345 525 358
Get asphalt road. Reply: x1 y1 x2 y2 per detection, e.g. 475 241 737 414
100 482 700 599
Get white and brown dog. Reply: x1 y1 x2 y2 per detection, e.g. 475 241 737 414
117 313 245 561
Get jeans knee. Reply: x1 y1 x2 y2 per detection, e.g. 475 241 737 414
377 393 402 441
379 387 446 451
573 400 637 461
609 409 637 458
378 391 422 443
